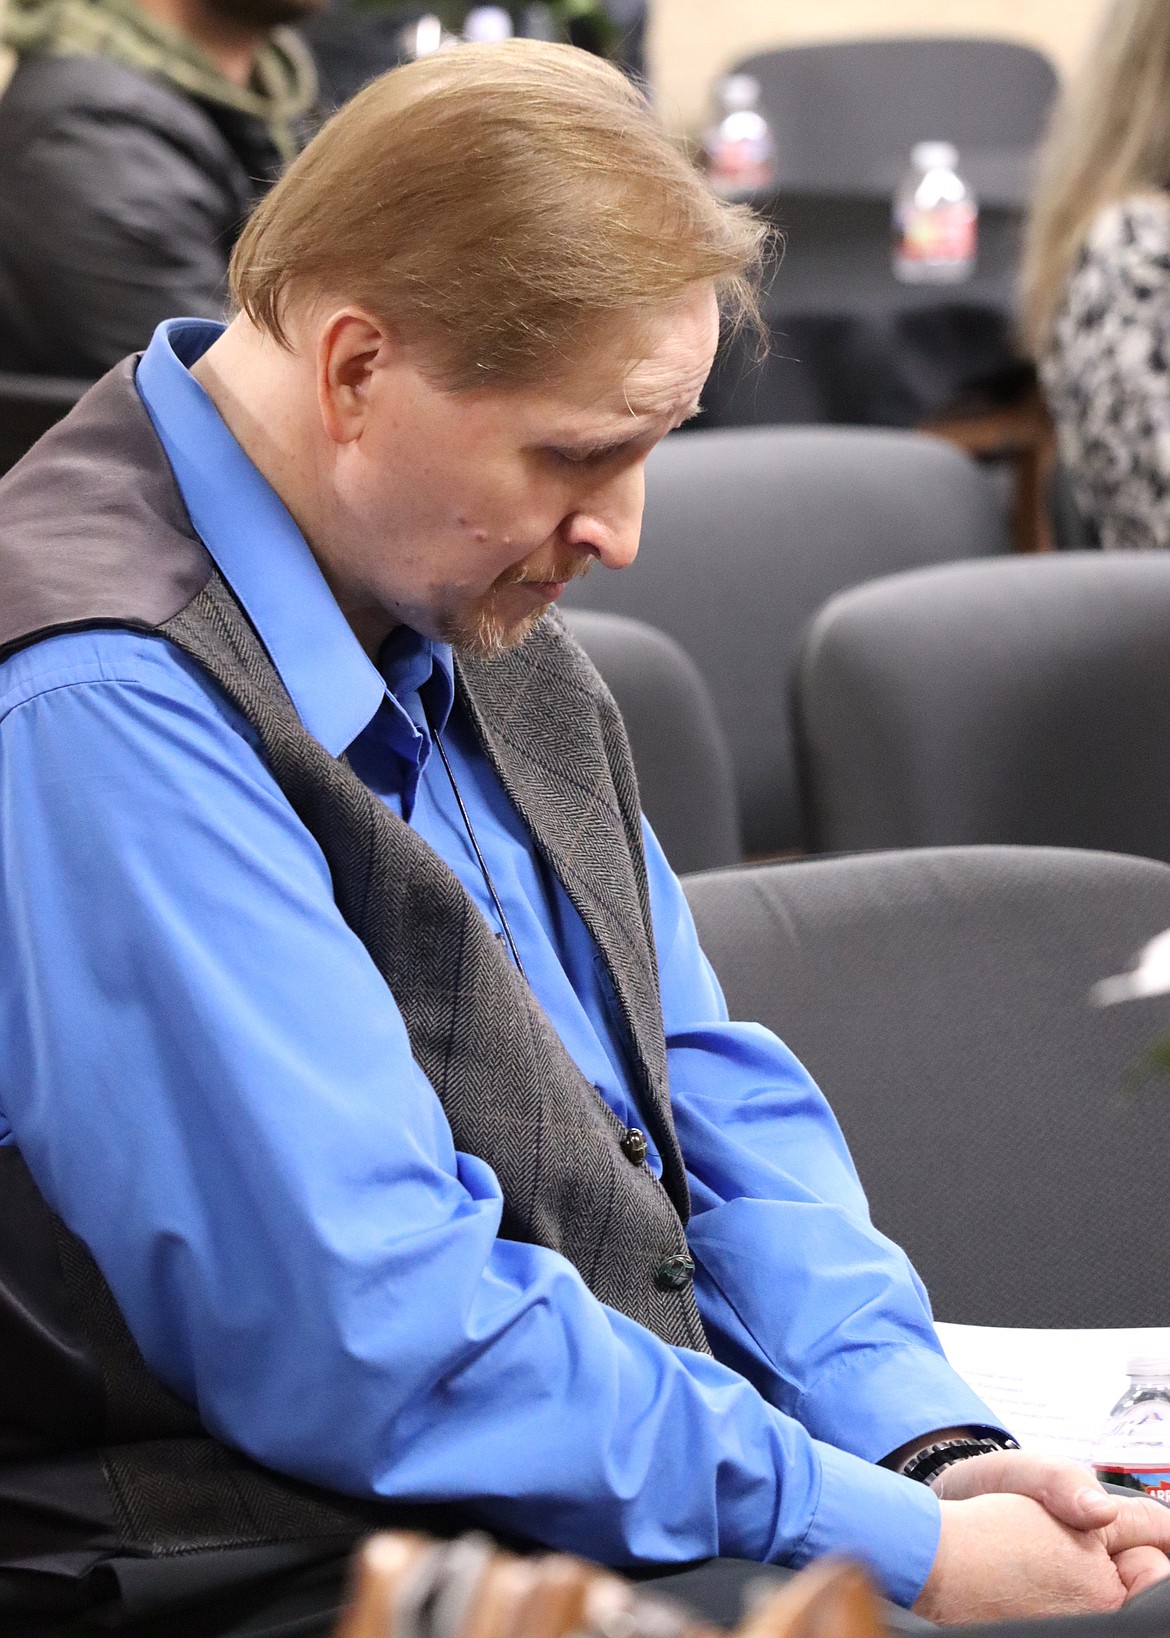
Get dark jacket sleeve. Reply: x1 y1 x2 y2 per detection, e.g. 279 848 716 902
0 75 248 376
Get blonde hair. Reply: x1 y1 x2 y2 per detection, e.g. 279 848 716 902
230 40 767 386
1022 0 1170 354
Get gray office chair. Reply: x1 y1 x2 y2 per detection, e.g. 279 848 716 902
684 846 1170 1327
563 425 1007 857
733 36 1058 206
1049 459 1102 551
796 552 1170 863
563 609 741 874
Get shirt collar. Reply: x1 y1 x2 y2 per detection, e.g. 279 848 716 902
135 317 454 755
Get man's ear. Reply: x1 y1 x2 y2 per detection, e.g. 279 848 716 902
316 308 399 445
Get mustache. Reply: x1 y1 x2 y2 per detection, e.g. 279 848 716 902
496 554 594 589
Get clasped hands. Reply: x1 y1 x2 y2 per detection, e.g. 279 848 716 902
913 1448 1170 1624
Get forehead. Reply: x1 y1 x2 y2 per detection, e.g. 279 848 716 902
618 285 721 416
533 284 720 428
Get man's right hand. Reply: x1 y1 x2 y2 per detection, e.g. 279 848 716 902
913 1493 1170 1624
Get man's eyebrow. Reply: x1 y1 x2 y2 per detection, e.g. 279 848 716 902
621 393 705 425
552 431 639 458
551 398 706 457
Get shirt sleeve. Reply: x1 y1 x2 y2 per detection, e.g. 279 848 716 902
644 821 1004 1465
0 632 942 1606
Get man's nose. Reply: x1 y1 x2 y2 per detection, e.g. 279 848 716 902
562 467 644 571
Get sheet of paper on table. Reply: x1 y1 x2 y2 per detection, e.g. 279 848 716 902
935 1323 1170 1466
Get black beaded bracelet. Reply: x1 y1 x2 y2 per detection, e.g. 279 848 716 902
901 1433 1021 1487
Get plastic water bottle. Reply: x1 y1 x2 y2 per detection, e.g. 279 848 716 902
464 6 514 42
1092 1355 1170 1501
892 141 978 284
702 74 777 200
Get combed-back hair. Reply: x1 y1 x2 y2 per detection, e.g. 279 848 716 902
1022 0 1170 355
230 39 768 386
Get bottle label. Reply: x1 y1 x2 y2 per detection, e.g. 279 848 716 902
1095 1465 1170 1502
895 200 977 267
707 141 775 196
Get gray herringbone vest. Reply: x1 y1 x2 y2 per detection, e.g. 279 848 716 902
161 573 708 1350
0 361 710 1566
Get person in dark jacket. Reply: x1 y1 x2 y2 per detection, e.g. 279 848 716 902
0 0 321 378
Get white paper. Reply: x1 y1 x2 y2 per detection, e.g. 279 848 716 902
934 1323 1170 1466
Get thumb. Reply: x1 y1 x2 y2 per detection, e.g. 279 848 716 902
938 1451 1118 1530
1040 1472 1119 1531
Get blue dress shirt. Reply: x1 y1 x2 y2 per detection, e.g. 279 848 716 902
0 319 999 1607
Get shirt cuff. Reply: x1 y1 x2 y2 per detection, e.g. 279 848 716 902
791 1439 942 1609
796 1342 1011 1465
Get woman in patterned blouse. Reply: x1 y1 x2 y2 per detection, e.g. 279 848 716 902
1023 0 1170 550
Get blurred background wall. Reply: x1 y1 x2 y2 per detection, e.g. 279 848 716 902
649 0 1111 133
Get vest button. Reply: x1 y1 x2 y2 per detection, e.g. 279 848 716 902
655 1252 695 1292
620 1127 648 1166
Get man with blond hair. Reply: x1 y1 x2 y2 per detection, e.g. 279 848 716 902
0 41 1168 1638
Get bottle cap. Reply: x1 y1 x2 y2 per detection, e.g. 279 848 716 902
1127 1353 1170 1380
912 141 959 172
410 13 445 55
464 6 514 41
720 74 761 113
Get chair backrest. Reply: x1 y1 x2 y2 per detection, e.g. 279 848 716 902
0 371 89 476
563 609 741 874
684 846 1170 1327
563 426 1006 856
796 552 1170 862
1049 459 1101 551
734 36 1058 205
